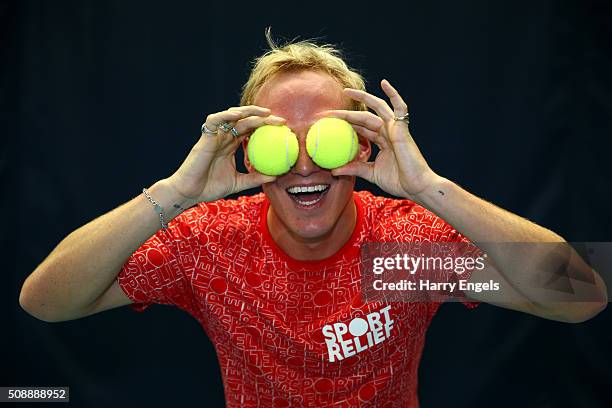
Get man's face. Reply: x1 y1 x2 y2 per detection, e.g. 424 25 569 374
244 70 370 240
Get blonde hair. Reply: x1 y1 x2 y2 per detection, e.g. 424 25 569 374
240 28 367 112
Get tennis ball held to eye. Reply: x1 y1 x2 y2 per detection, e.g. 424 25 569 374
306 117 358 169
247 125 299 176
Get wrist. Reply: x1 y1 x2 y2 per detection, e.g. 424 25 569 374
412 174 452 208
148 179 196 221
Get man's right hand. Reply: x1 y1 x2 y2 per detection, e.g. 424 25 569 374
19 106 285 322
166 105 285 204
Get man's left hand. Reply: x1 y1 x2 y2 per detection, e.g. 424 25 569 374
321 79 439 201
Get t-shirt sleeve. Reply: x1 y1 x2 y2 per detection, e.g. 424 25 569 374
116 209 200 316
442 225 482 309
382 200 482 309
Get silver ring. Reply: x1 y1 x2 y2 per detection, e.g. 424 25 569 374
201 123 218 135
393 112 409 124
230 127 239 137
219 122 232 132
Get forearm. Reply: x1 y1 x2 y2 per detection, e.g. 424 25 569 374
415 175 560 243
414 175 560 292
414 175 607 319
20 178 194 321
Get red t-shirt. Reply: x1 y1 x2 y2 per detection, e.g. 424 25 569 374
117 191 478 407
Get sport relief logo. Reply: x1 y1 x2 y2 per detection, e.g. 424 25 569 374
321 305 394 362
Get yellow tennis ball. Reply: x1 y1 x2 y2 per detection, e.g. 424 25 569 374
306 117 358 169
247 125 299 176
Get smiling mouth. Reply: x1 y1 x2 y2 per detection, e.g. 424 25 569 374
285 184 331 207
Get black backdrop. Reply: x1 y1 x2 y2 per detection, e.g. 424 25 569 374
5 0 612 407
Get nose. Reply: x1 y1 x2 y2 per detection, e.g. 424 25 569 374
291 134 321 177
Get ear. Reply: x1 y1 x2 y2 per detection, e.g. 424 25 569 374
242 137 254 172
357 134 371 162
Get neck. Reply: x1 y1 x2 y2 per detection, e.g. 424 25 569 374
267 197 357 261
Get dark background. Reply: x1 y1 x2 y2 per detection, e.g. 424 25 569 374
4 0 612 407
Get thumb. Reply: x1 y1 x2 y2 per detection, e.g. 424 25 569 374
331 161 374 183
234 171 277 193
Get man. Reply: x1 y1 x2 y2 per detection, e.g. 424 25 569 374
20 32 607 407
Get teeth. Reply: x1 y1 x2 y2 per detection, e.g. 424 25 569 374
287 184 329 194
296 197 323 205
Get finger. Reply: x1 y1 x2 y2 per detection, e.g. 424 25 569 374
233 115 286 135
221 106 282 136
331 160 375 182
203 110 242 132
380 79 408 116
342 88 395 121
205 106 272 132
234 171 277 192
227 105 273 117
351 123 391 150
317 110 384 133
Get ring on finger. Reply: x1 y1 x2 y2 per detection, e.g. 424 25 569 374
393 112 409 124
230 127 239 137
201 123 218 135
219 122 232 132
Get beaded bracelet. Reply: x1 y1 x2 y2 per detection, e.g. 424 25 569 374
142 187 169 229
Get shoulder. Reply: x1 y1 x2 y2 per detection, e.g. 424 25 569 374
355 190 463 242
172 193 264 233
196 193 265 218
